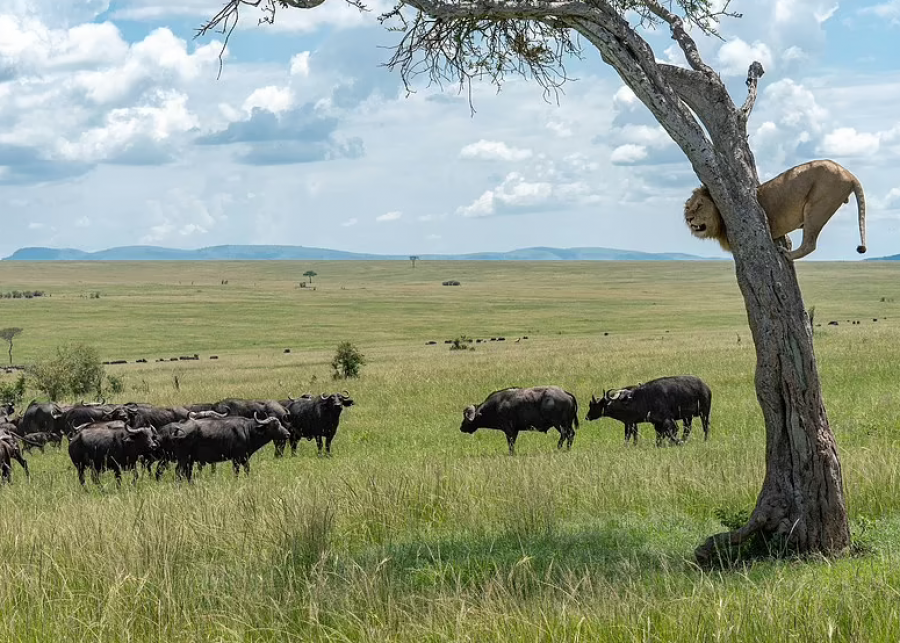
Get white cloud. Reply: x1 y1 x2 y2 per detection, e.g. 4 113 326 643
819 127 881 157
612 86 638 109
546 121 573 138
611 144 649 164
716 38 774 76
376 211 402 222
243 86 294 114
341 217 358 227
456 171 601 218
459 140 533 161
289 52 311 77
859 1 900 22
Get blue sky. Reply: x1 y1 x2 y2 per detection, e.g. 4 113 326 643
0 0 898 259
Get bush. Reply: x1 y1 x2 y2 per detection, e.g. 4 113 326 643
106 374 126 395
0 374 26 407
331 342 366 379
30 344 104 401
449 335 474 351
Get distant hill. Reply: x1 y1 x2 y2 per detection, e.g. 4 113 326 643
3 245 712 262
865 254 900 261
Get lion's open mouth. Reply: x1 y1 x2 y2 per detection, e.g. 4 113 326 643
690 224 707 233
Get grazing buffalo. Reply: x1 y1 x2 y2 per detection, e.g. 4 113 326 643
0 433 29 483
171 414 289 481
17 402 67 435
460 386 579 456
62 403 128 435
124 403 191 429
68 423 158 486
18 431 62 453
586 375 712 446
283 392 354 457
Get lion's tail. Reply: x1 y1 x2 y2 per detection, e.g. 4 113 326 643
853 179 867 254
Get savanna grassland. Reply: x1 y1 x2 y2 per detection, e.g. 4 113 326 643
2 259 900 642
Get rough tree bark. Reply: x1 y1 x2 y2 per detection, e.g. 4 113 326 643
201 0 850 563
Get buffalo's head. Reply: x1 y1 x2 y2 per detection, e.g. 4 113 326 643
460 405 479 434
125 426 158 452
339 390 354 407
586 389 634 421
254 413 290 441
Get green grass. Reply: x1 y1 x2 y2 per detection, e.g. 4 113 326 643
1 260 900 641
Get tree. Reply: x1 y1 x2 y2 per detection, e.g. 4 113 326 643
0 327 23 366
201 0 850 563
30 344 104 401
303 270 318 284
409 255 420 268
331 342 366 379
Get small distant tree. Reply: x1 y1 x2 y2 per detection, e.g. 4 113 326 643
303 270 318 284
30 343 104 401
0 327 23 366
331 342 366 379
409 255 420 268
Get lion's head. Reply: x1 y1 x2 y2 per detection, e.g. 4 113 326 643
684 186 730 251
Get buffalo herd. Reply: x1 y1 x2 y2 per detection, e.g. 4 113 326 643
0 392 354 486
0 373 712 486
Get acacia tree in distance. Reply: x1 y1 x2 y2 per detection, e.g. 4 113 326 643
303 270 317 284
200 0 850 564
0 327 23 366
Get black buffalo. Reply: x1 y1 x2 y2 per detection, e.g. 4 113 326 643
68 423 158 486
586 375 712 446
124 403 191 429
171 414 289 481
0 433 29 483
18 431 62 453
283 392 354 457
17 402 67 435
63 403 128 435
460 386 579 456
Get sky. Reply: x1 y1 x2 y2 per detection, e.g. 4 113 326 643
0 0 898 260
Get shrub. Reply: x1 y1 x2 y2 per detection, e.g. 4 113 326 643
449 335 474 351
331 342 365 379
106 374 126 395
0 374 26 407
30 344 104 401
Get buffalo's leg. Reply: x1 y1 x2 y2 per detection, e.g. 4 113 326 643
682 417 693 442
232 460 241 477
324 435 333 457
76 464 86 486
290 436 299 456
112 463 123 487
242 460 251 476
1 462 10 484
566 425 575 450
505 431 518 456
315 436 324 456
701 412 710 441
90 467 101 485
14 454 28 479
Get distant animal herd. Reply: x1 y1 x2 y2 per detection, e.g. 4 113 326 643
0 374 712 485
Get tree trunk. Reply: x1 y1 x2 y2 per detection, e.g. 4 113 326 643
693 175 850 565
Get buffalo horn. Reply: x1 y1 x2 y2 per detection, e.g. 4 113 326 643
341 389 350 398
73 422 92 432
320 393 329 400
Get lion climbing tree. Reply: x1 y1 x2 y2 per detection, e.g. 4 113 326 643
201 0 850 563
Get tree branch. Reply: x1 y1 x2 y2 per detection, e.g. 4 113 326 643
740 61 765 121
642 0 715 74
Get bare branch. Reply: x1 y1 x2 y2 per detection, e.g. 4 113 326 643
740 60 765 121
642 0 740 74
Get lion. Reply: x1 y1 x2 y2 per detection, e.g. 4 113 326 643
683 160 867 261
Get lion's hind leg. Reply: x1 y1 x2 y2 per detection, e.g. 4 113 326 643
785 193 842 261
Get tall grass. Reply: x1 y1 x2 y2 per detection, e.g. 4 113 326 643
0 261 899 641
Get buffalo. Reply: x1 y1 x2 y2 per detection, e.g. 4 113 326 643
0 433 29 483
17 402 67 435
68 422 158 486
460 386 579 455
586 375 712 446
62 403 128 435
171 414 289 481
124 403 191 429
283 392 354 457
18 431 62 453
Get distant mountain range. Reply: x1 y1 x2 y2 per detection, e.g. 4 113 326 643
3 245 713 261
866 254 900 261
